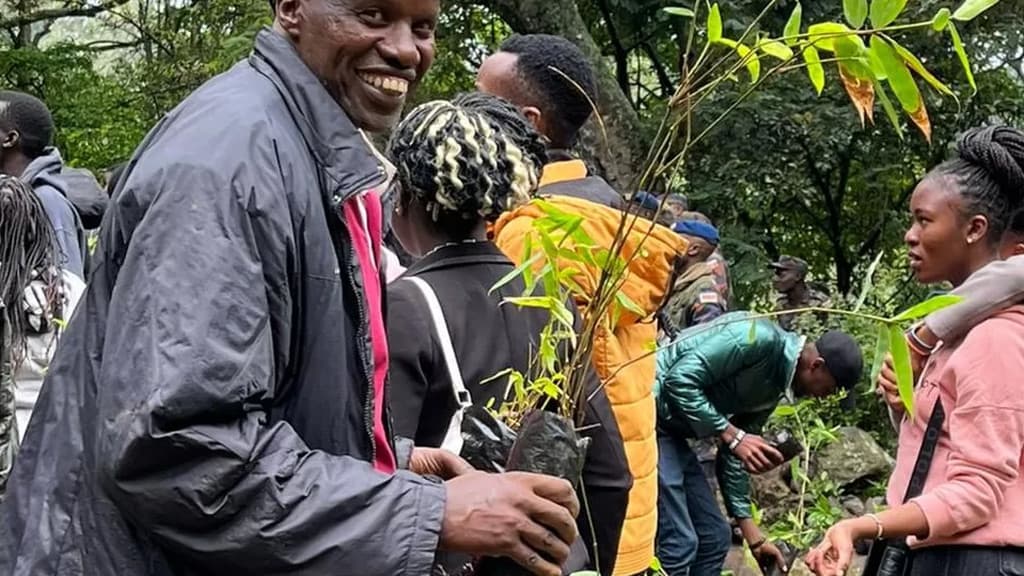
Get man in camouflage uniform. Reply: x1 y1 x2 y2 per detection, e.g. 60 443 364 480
771 255 831 331
660 220 726 340
678 211 731 306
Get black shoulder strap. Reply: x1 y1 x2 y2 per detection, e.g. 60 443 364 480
902 398 946 503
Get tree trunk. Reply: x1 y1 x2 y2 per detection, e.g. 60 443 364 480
475 0 648 193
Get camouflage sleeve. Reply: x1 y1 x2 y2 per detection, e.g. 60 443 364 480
690 290 725 325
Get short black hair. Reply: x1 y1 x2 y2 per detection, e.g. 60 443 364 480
499 34 597 150
0 91 54 159
931 125 1024 243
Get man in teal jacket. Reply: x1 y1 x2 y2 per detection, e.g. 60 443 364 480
654 312 863 576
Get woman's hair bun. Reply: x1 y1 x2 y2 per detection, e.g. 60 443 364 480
956 125 1024 205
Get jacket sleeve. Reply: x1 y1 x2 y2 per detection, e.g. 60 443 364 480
386 280 438 441
925 255 1024 342
659 322 767 437
912 316 1024 540
715 407 773 519
95 162 445 575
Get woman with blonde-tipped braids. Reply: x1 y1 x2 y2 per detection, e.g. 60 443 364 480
386 92 632 576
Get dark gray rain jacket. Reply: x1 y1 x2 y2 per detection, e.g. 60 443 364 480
0 28 445 575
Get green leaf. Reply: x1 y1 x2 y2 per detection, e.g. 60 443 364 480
874 80 904 139
834 34 873 79
759 38 794 61
784 2 802 45
952 0 1000 21
948 23 977 93
870 324 890 384
870 36 920 113
869 0 908 28
803 46 825 95
490 252 542 294
616 291 647 318
890 294 964 322
854 250 886 311
931 7 952 30
890 40 956 98
844 0 868 28
570 572 601 576
708 3 723 43
735 43 761 83
747 320 757 343
773 404 797 418
806 22 850 52
663 6 695 17
888 324 915 415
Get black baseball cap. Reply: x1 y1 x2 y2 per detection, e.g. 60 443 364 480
770 255 809 275
816 331 864 410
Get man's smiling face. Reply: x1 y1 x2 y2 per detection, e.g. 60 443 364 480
277 0 440 133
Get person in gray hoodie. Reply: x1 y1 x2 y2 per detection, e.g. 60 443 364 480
0 91 85 279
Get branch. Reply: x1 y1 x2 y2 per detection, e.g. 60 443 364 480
593 0 632 101
642 41 675 97
0 0 133 29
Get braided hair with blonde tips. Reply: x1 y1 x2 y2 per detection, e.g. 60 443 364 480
387 92 547 240
931 125 1024 243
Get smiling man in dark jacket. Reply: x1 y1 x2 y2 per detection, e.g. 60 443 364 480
0 1 582 575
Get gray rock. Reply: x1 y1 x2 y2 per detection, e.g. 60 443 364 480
750 465 793 510
812 427 895 490
842 495 866 517
865 496 886 513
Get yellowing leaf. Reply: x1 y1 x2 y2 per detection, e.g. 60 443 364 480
890 39 956 98
870 0 908 28
952 0 1001 22
759 38 795 61
932 7 952 30
888 324 915 416
784 2 803 46
910 103 932 143
736 43 762 83
708 3 723 43
844 0 868 28
948 23 977 93
803 46 825 95
839 65 876 126
807 22 850 52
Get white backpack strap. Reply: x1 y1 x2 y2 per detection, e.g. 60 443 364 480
405 276 472 455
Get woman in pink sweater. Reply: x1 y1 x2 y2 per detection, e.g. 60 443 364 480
807 126 1024 576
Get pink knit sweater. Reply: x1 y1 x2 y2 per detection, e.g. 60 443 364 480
887 306 1024 548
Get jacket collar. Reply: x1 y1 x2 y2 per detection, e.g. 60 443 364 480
782 333 807 402
249 28 388 205
406 241 511 276
539 159 588 188
673 261 713 291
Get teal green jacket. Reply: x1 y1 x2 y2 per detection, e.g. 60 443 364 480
655 312 805 518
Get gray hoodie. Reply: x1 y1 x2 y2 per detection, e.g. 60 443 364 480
20 148 85 278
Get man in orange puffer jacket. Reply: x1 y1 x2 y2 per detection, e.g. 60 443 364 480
480 34 685 575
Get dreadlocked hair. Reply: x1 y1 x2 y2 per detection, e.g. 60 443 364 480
387 92 547 239
0 175 58 367
931 125 1024 243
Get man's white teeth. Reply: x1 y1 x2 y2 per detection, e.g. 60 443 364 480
360 73 409 95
